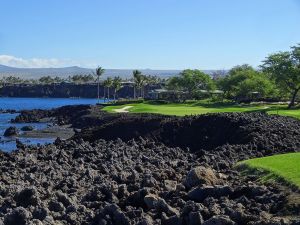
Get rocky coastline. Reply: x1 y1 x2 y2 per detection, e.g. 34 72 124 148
0 105 299 224
0 84 160 99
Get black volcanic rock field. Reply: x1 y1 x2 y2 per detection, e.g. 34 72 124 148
1 105 300 224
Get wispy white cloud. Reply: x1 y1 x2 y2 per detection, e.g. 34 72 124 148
0 55 90 68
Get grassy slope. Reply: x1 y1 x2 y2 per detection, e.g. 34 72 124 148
106 104 263 116
103 101 300 118
268 108 300 119
238 153 300 188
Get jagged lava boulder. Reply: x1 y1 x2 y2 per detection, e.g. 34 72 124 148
4 126 19 136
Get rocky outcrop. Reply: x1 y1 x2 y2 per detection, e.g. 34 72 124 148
11 109 52 123
20 125 34 131
0 109 18 114
0 83 160 98
4 126 19 136
76 112 300 169
12 104 101 126
184 167 219 189
0 138 298 224
3 106 300 224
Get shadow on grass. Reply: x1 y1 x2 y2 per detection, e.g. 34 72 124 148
236 163 300 191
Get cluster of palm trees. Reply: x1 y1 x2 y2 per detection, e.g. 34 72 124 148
102 76 122 101
94 67 161 103
132 70 161 99
0 75 66 85
94 66 123 102
1 74 98 86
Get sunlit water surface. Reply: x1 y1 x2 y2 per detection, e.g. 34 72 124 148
0 97 102 152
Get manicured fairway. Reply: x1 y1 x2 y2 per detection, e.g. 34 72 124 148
103 101 300 118
239 153 300 188
103 101 266 116
268 108 300 119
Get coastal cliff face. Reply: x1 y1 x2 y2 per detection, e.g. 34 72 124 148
0 84 157 98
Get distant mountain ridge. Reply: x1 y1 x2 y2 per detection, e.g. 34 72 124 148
0 64 224 79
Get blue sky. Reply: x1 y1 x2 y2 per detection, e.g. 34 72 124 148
0 0 299 69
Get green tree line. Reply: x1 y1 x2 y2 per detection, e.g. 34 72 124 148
166 44 300 108
1 44 299 106
0 74 95 85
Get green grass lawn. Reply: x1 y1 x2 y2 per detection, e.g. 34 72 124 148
104 103 264 116
102 100 300 118
268 108 300 119
238 153 300 188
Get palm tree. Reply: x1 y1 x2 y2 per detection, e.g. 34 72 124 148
133 70 142 98
112 76 122 100
146 75 160 85
140 75 149 98
142 75 161 98
103 77 113 101
95 66 105 103
102 80 107 100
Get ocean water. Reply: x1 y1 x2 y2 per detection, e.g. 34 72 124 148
0 97 103 152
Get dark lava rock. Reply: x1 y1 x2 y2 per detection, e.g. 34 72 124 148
12 104 105 128
11 109 51 123
188 185 233 202
4 207 31 225
20 125 34 131
48 200 65 212
16 138 25 149
0 109 299 224
0 136 297 224
76 112 300 168
3 126 19 136
203 215 236 225
184 166 219 189
188 211 204 225
14 187 39 207
0 109 17 114
32 207 48 220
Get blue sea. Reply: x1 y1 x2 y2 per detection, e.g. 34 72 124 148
0 97 103 152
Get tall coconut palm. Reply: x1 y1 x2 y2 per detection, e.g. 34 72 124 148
146 75 160 85
112 76 122 100
140 75 149 98
133 70 143 98
103 77 113 101
142 75 161 98
102 80 107 101
95 66 105 103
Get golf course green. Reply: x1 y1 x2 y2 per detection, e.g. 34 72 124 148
103 100 300 118
238 153 300 188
